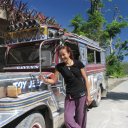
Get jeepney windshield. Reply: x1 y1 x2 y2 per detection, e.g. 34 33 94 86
7 42 58 65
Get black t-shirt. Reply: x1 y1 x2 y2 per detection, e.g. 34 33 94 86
55 60 86 96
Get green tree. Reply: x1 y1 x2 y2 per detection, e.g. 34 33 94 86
105 20 128 53
70 0 105 42
70 1 128 49
114 39 128 61
70 14 84 35
106 39 128 77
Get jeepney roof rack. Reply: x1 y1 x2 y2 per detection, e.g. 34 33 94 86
3 25 64 45
66 32 100 48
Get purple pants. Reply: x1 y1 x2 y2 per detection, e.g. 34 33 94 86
64 95 87 128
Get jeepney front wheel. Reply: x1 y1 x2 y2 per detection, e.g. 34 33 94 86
92 85 102 107
16 113 46 128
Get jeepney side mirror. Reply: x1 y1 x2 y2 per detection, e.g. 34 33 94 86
41 50 52 67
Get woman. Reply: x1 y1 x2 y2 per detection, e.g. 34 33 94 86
39 46 92 128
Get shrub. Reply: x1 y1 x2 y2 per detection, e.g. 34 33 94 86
106 54 124 77
121 62 128 76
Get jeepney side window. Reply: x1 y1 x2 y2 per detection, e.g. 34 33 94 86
87 48 95 64
96 51 101 63
101 51 106 64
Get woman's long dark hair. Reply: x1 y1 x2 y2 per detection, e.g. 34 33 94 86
57 46 74 60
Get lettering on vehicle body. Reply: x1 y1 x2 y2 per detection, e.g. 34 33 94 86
13 79 43 92
16 66 39 69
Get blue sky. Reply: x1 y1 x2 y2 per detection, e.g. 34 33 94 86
23 0 128 62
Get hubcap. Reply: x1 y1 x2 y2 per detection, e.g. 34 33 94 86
32 123 42 128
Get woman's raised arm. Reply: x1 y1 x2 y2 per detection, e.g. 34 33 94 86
38 70 59 84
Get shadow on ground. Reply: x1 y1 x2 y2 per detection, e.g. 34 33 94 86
103 92 128 101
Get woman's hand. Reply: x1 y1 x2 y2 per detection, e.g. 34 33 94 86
86 94 93 106
38 74 48 83
38 73 57 84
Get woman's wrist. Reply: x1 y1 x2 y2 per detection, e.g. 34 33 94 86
87 92 91 97
45 78 48 83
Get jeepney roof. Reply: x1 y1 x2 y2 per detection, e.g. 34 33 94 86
64 32 104 51
5 38 60 48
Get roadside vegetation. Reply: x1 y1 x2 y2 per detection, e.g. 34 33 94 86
106 54 124 77
121 62 128 76
70 0 128 78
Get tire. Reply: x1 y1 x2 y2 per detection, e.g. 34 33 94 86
92 86 102 107
61 124 66 128
15 113 46 128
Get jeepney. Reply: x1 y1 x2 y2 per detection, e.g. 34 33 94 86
0 21 108 128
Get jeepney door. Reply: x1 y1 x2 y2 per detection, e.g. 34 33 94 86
39 46 65 109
